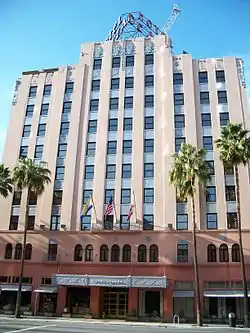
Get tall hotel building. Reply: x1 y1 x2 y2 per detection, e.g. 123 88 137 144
0 28 249 321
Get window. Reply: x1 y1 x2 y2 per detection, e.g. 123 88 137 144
232 244 240 262
225 186 236 202
174 93 184 106
144 139 154 153
104 215 113 230
145 95 154 108
200 92 210 104
19 146 28 158
83 190 93 204
175 137 185 152
205 161 215 175
216 70 225 83
106 165 116 179
111 78 119 90
199 72 208 84
123 118 132 131
43 85 52 96
74 244 83 261
52 191 63 205
26 105 34 117
91 80 100 91
124 96 133 109
29 192 37 205
90 99 99 111
149 244 158 262
107 141 117 154
145 75 154 87
206 186 216 202
122 245 131 262
93 58 102 70
50 215 60 231
34 145 43 159
108 119 118 131
29 86 37 98
109 97 119 110
48 243 58 260
111 244 120 262
217 91 227 104
138 244 147 262
40 103 49 116
125 77 134 88
120 215 130 230
41 277 52 285
86 142 96 156
84 165 94 180
58 144 67 158
9 216 18 230
220 112 229 126
123 140 132 154
62 102 72 114
177 243 188 262
112 57 121 68
206 213 217 229
12 191 21 205
145 54 154 65
224 163 234 175
22 125 31 138
14 243 22 260
207 244 217 262
25 244 32 260
143 215 154 230
81 216 91 231
27 216 35 230
144 116 154 130
88 120 97 133
173 73 183 85
85 244 93 261
122 164 131 178
5 243 12 259
227 213 238 229
201 114 211 127
105 189 114 204
144 163 154 178
100 245 109 262
219 244 229 262
203 136 213 150
37 124 46 137
174 115 185 128
65 82 74 94
144 188 154 203
55 166 64 180
176 214 188 230
60 122 69 135
126 56 134 67
121 189 131 204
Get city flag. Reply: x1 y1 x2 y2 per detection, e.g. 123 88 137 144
80 196 93 220
105 195 114 216
127 204 134 221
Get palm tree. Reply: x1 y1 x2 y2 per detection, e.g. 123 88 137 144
169 143 211 327
0 163 13 197
216 123 250 328
12 158 51 318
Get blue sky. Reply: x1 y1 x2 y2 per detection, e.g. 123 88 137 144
0 0 250 159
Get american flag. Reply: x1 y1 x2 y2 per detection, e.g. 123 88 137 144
105 195 114 216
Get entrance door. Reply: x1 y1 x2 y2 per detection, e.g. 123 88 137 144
103 288 128 318
145 290 160 317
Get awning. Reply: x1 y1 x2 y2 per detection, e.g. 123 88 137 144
173 290 194 297
204 290 248 298
34 286 58 293
0 284 32 292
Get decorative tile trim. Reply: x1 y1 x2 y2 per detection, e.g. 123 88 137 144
144 40 155 54
12 78 21 105
93 44 104 59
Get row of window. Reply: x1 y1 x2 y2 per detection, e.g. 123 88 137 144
174 113 229 129
4 243 32 260
28 82 74 99
93 55 153 71
173 70 225 85
207 244 240 263
25 101 72 118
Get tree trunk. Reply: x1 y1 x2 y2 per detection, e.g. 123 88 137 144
191 196 202 326
15 189 30 318
235 165 249 327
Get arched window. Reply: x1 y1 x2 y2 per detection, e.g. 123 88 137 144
111 244 120 262
149 244 158 262
232 244 240 262
74 244 83 261
122 245 131 262
85 244 93 262
14 243 22 260
219 244 229 262
207 244 217 262
138 244 147 262
25 243 32 260
100 245 109 262
5 243 12 259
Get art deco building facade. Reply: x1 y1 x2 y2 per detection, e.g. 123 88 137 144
0 34 249 321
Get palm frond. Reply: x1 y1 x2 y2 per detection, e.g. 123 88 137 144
0 164 13 197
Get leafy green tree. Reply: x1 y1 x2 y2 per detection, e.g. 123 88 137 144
0 163 12 197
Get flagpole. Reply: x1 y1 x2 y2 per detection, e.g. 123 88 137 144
132 190 138 227
113 198 118 223
90 194 97 221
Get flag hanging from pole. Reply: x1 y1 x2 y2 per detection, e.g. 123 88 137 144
127 203 134 221
80 196 93 221
105 195 114 216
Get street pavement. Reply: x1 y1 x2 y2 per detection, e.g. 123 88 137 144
0 318 249 333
